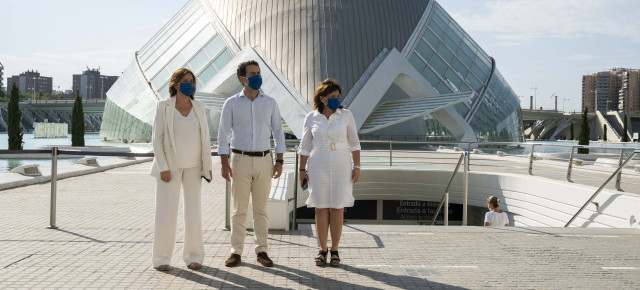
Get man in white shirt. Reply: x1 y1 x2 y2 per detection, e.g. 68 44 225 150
217 60 286 267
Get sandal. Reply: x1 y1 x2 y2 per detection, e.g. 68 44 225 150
187 262 202 270
155 265 172 271
330 250 340 267
315 250 328 266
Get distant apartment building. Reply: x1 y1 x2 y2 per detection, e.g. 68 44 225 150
619 70 640 113
582 68 639 113
72 68 119 100
6 70 53 95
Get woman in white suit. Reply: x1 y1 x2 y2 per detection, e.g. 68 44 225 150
150 68 213 271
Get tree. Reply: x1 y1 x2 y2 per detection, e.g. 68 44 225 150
578 107 589 154
603 124 607 142
622 113 629 142
570 122 574 140
71 90 85 146
8 83 23 150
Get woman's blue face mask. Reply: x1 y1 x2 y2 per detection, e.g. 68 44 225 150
326 98 341 110
179 82 195 96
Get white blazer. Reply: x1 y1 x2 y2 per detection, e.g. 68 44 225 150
149 97 213 180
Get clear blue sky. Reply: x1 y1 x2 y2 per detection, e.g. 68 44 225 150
2 0 639 112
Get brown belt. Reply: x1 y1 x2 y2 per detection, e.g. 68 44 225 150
231 149 271 157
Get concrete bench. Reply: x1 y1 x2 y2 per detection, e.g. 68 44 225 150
9 164 42 176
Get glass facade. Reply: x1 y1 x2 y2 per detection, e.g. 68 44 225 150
407 2 523 141
101 0 522 143
100 0 234 142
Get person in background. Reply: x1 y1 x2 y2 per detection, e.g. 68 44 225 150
150 68 213 271
298 78 361 267
484 196 509 227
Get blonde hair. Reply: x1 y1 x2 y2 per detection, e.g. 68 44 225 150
168 68 196 99
487 196 500 208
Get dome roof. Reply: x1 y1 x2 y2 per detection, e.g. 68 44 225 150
207 0 430 102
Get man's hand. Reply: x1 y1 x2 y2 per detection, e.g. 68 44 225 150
221 164 233 182
209 170 213 180
272 163 283 179
160 170 171 183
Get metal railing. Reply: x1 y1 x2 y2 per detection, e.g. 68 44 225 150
430 152 467 226
4 140 640 230
565 149 640 227
0 147 216 229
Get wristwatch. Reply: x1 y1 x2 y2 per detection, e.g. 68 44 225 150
353 165 361 169
275 159 284 164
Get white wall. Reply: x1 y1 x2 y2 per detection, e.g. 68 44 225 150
281 168 640 229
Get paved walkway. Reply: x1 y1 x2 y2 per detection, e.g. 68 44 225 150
1 159 639 289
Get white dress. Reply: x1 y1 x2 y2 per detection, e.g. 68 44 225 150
298 109 361 208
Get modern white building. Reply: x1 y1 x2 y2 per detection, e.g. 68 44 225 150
100 0 523 143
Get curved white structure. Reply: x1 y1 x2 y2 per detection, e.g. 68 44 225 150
100 0 523 143
285 169 640 228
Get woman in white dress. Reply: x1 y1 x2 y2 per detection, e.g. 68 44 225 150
298 79 361 267
484 196 509 226
149 68 213 271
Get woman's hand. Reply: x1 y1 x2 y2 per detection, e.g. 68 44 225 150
352 168 360 183
298 171 308 185
160 170 171 183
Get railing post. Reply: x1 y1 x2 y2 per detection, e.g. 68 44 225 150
616 149 624 191
567 146 575 182
225 181 231 230
48 147 58 229
444 191 449 226
293 150 299 230
389 140 393 166
529 144 536 175
463 151 469 226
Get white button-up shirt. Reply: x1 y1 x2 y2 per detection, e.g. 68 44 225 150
298 108 361 156
217 90 286 155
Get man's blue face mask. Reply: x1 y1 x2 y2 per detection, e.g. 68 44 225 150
179 82 195 96
245 75 262 90
326 98 341 110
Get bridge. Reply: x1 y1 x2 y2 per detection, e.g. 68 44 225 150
520 109 635 141
0 99 105 133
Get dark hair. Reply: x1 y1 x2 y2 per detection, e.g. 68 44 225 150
168 68 196 100
487 196 500 208
313 78 343 112
237 60 260 84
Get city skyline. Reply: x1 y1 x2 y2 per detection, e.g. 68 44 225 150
1 0 639 112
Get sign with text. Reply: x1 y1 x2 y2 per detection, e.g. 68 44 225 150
382 200 462 221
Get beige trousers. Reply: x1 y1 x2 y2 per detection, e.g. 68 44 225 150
152 166 204 268
230 154 273 255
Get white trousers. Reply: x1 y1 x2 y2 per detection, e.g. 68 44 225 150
230 154 272 255
152 166 204 268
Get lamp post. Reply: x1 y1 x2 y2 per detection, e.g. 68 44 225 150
531 85 538 109
592 89 598 112
101 77 104 100
563 98 570 112
32 76 42 103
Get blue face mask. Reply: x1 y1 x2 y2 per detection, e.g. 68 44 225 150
326 98 341 110
179 82 195 96
245 75 262 90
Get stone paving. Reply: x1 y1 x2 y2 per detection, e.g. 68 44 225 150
1 159 640 289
